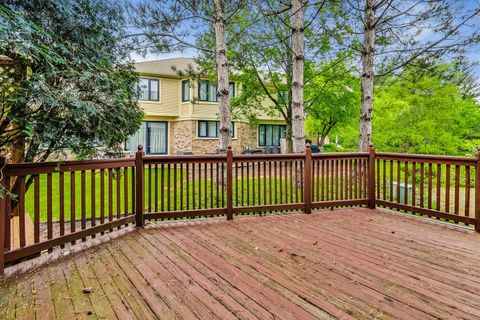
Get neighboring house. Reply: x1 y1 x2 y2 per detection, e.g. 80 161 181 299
125 58 287 155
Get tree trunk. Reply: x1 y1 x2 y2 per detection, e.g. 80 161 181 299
358 0 375 152
214 0 231 153
291 0 306 153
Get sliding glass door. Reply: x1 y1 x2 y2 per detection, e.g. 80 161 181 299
126 121 168 154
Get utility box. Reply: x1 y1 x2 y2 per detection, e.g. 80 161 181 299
392 182 412 203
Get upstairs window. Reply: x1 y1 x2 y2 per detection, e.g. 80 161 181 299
198 80 236 102
182 80 190 101
138 78 159 101
198 121 235 138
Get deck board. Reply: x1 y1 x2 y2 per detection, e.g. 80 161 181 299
2 208 480 319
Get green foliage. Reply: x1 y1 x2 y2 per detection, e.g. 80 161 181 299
337 61 480 156
0 0 143 161
305 59 360 146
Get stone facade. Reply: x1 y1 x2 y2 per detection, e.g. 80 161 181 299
169 120 257 154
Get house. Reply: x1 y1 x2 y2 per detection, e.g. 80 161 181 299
125 58 287 155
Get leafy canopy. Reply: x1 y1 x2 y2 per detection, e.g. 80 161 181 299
0 0 143 161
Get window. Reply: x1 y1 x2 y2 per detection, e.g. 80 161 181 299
181 80 190 101
138 78 159 101
125 121 168 154
229 82 235 98
198 80 235 102
258 124 286 146
198 121 235 138
199 80 216 102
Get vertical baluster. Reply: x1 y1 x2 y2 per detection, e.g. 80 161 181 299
70 172 76 240
116 168 121 222
454 165 460 220
389 160 393 202
436 164 441 212
376 159 380 200
47 173 53 245
445 165 451 213
81 171 86 236
335 159 339 200
108 169 113 223
382 159 386 201
4 176 11 251
203 162 207 210
123 167 128 217
18 176 26 248
34 175 40 244
428 163 433 209
92 170 96 231
215 163 219 208
190 163 193 210
180 163 184 210
268 161 272 204
59 172 65 239
396 161 401 203
289 160 295 203
186 163 190 211
197 163 201 210
294 161 298 204
168 163 172 212
174 163 178 212
411 162 416 207
465 166 471 222
330 160 335 201
404 162 409 205
247 162 251 207
241 162 244 207
179 162 183 211
221 162 225 208
325 160 329 201
154 164 158 213
273 161 277 205
210 162 213 209
259 161 263 205
419 163 424 208
348 159 353 200
264 162 268 205
100 169 105 226
148 164 152 213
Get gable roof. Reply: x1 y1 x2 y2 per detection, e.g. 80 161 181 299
135 57 199 77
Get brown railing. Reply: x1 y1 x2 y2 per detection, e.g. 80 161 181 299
1 145 480 273
375 152 479 226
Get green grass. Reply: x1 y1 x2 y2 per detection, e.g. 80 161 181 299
22 168 304 222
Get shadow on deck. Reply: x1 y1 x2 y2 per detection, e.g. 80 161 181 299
1 208 480 319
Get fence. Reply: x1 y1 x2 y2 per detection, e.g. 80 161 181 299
1 145 479 273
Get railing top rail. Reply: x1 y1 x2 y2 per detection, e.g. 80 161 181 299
312 152 369 159
143 154 227 163
233 153 305 161
4 158 135 177
376 152 476 165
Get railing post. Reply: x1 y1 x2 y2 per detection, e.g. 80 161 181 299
368 144 376 209
304 145 312 214
226 145 233 220
475 147 480 232
0 157 5 275
135 145 145 228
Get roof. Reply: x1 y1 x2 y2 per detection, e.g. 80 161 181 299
135 57 199 77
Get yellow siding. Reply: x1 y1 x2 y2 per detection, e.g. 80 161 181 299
139 77 180 117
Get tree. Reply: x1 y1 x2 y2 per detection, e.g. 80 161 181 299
222 0 339 152
129 0 245 152
0 0 143 210
337 61 480 155
305 61 360 147
0 0 143 163
291 0 306 153
342 0 480 151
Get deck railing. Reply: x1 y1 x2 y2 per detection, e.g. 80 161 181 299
1 145 480 273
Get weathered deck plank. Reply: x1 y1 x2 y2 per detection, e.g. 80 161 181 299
2 208 480 319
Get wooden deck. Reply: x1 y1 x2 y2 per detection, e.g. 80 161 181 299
1 208 480 319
